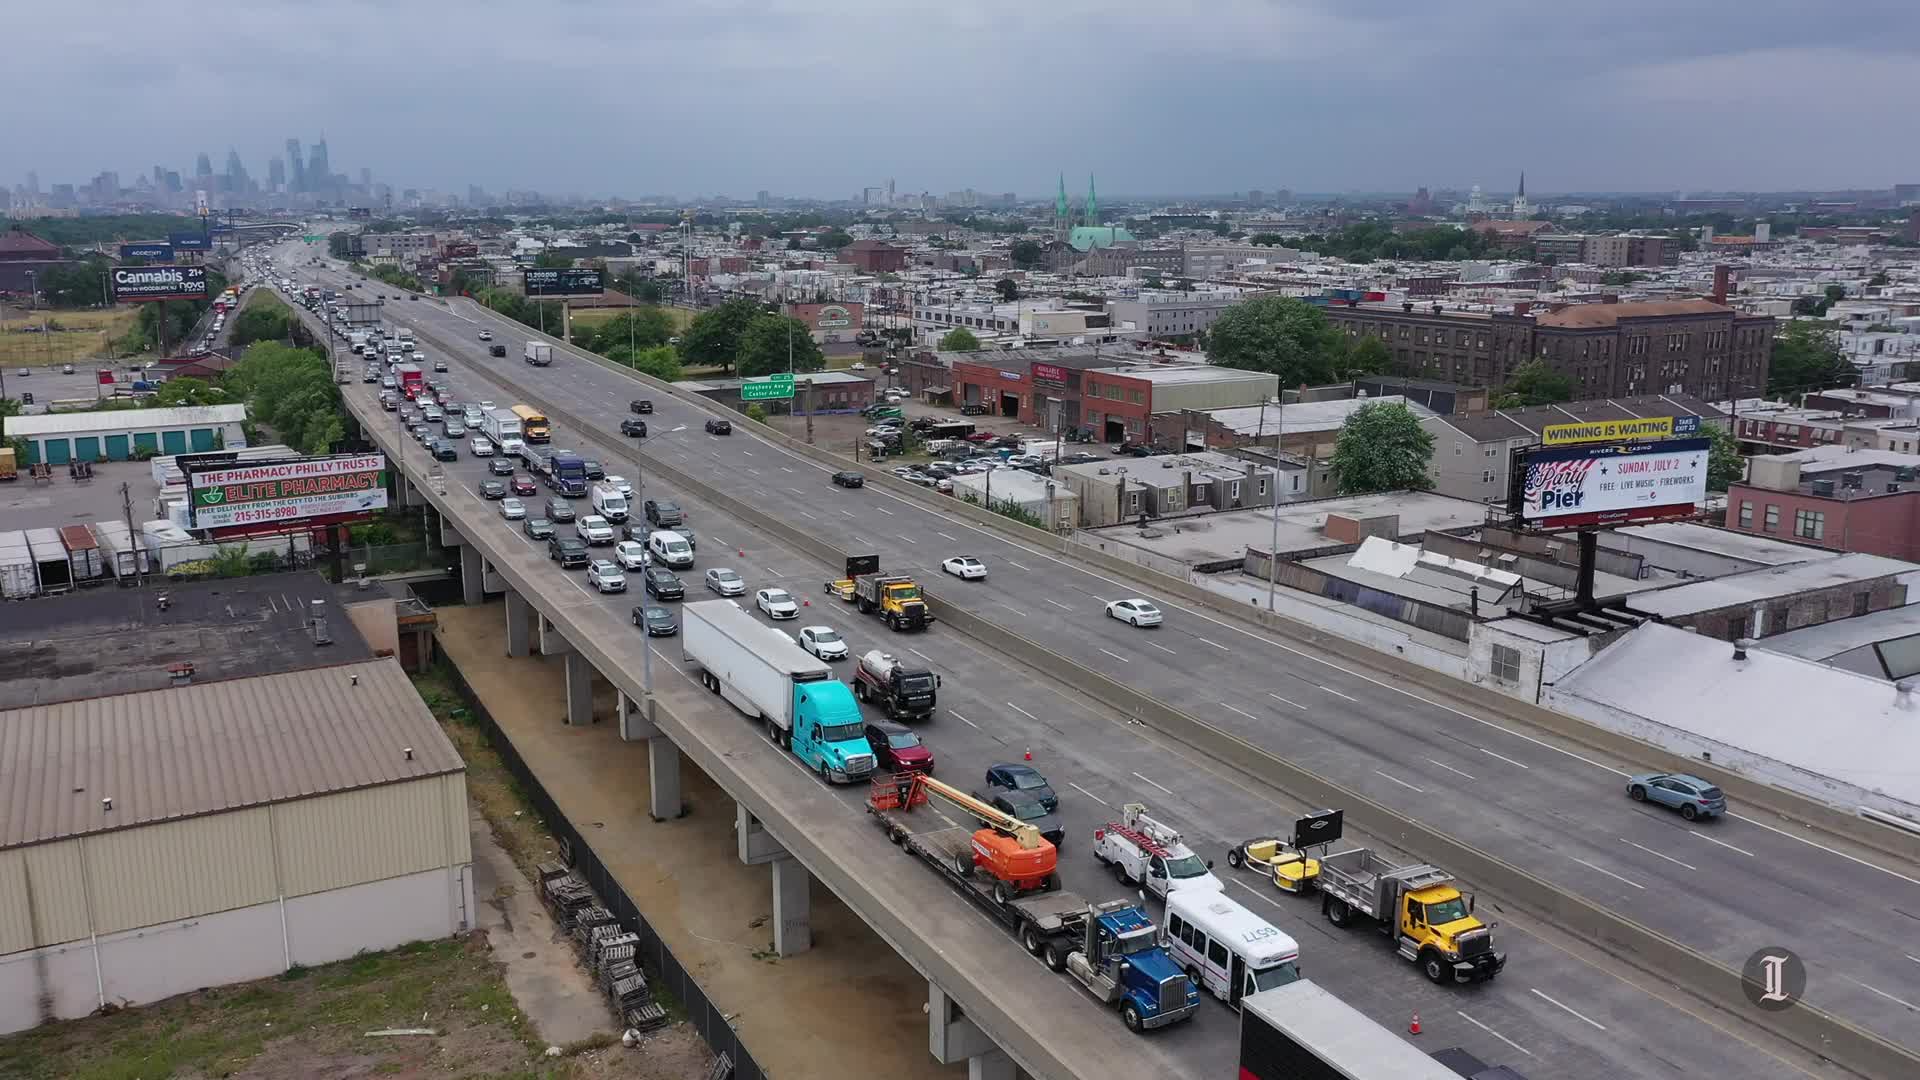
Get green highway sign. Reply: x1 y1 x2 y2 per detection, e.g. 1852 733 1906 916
741 373 795 401
304 235 320 243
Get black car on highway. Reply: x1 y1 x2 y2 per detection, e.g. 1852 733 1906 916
984 762 1058 812
544 496 576 522
523 517 555 541
489 344 507 357
429 439 458 462
479 479 507 499
582 459 605 481
984 791 1065 849
831 470 865 488
489 457 515 476
632 605 679 636
630 399 653 414
548 535 590 568
621 418 648 438
704 418 732 435
643 567 685 600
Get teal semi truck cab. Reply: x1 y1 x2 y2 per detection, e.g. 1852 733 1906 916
786 679 874 783
1063 900 1200 1032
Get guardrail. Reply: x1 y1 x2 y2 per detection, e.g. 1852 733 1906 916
413 302 1920 1080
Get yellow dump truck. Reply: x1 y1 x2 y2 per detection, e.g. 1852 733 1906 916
1314 848 1506 984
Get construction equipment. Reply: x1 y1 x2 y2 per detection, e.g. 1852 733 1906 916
1314 848 1506 984
1225 808 1344 895
826 554 934 631
868 775 1199 1033
854 649 940 720
1093 803 1223 900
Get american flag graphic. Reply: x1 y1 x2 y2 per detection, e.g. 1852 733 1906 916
1525 457 1596 509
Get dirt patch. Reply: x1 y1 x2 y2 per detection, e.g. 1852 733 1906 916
0 307 139 367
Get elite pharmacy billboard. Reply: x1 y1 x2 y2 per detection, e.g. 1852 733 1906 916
187 454 389 529
1513 438 1709 530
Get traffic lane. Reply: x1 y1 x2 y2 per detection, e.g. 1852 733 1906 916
371 287 1920 1043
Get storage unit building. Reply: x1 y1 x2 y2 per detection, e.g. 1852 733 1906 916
6 405 248 465
0 659 472 1035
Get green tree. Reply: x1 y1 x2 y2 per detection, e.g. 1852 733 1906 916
1250 233 1286 247
1207 295 1345 386
229 302 293 346
1330 402 1435 494
34 258 112 307
1869 270 1890 288
1705 422 1744 492
994 277 1020 302
938 327 982 352
223 342 342 455
604 343 683 381
1768 321 1855 398
1491 359 1576 409
817 229 854 253
588 307 675 355
533 250 573 269
1009 240 1043 268
1338 334 1392 380
1824 284 1847 305
678 298 763 374
152 377 229 407
745 403 768 423
735 314 824 377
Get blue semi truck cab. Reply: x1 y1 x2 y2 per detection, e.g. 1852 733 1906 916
550 453 588 497
1063 900 1200 1032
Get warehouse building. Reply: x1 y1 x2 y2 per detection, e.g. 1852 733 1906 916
0 575 471 1034
7 404 248 465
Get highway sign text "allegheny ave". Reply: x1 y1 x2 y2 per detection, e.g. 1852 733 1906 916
741 373 795 400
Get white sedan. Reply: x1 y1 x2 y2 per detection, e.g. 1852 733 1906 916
604 474 634 497
756 587 799 620
498 497 526 520
1105 598 1163 627
469 436 494 457
796 625 849 661
942 556 987 581
478 329 493 341
613 540 649 570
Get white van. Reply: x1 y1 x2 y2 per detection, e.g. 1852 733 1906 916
1162 890 1302 1010
591 483 629 523
647 529 694 569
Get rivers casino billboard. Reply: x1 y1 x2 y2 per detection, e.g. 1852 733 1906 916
110 264 208 303
522 267 606 297
187 454 389 529
1512 439 1710 530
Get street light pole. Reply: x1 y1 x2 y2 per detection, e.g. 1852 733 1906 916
1267 392 1284 612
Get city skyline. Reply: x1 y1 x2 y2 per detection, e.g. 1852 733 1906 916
6 1 1918 198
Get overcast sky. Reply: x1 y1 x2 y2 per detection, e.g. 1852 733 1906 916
13 0 1920 199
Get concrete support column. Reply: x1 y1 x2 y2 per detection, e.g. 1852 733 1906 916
771 857 812 957
969 1050 1015 1080
563 651 594 726
735 805 785 864
538 614 572 656
504 590 531 658
928 982 996 1064
618 690 658 741
459 543 485 605
393 470 412 507
649 736 682 820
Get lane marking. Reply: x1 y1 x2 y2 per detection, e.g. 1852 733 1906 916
798 511 817 520
875 507 895 516
1195 636 1231 652
1690 831 1756 857
1132 772 1174 796
1455 1011 1534 1057
710 537 729 549
1068 782 1110 808
1099 648 1132 664
899 535 918 544
1006 702 1038 721
937 532 959 541
789 488 805 495
908 647 935 663
1426 758 1477 781
842 510 857 517
1145 641 1177 655
1230 878 1286 910
781 466 795 473
1723 811 1920 888
1620 837 1697 871
1219 702 1261 721
949 709 981 730
1844 977 1920 1013
1268 693 1306 709
1571 857 1645 890
1007 561 1030 571
1372 769 1425 793
1044 598 1073 610
1319 685 1357 701
1530 988 1607 1031
997 603 1027 617
1477 747 1532 770
852 536 868 545
740 450 753 456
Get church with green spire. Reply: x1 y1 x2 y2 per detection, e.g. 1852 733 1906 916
1054 172 1136 253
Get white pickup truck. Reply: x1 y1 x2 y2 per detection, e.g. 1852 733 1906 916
1093 803 1224 900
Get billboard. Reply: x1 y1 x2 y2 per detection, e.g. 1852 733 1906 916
1032 362 1068 387
187 453 389 529
1514 438 1710 530
119 242 173 262
169 232 210 251
110 265 208 303
1542 416 1677 446
523 267 605 297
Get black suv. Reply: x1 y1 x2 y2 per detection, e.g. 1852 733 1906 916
548 535 589 568
704 418 732 435
488 344 507 357
643 566 685 600
621 418 648 438
582 459 605 481
544 496 576 522
630 399 653 414
644 499 684 527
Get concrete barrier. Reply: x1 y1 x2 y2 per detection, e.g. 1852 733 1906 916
407 306 1919 1080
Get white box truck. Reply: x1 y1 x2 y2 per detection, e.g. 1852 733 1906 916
481 409 524 457
682 601 875 783
525 342 554 366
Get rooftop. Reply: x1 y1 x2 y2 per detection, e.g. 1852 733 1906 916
0 572 378 709
1762 604 1920 679
0 658 462 850
1626 552 1916 618
1428 395 1728 445
1082 491 1487 568
1535 299 1734 328
5 404 248 438
1088 365 1277 387
1209 396 1435 438
1606 522 1839 569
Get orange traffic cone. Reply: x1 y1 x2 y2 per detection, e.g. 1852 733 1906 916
1024 747 1032 761
1409 1012 1421 1035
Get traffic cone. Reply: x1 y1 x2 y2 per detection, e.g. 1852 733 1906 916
1024 747 1032 761
1409 1012 1421 1035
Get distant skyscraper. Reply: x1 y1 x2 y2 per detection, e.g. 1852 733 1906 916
194 152 212 177
268 156 286 189
756 189 770 207
25 171 38 194
286 138 305 192
307 137 330 190
887 178 895 204
359 167 371 189
224 148 247 189
152 165 164 188
164 171 182 193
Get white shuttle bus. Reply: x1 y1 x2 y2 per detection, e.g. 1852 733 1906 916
1162 889 1302 1009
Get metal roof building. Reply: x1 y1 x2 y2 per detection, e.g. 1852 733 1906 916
0 657 471 1034
6 404 249 465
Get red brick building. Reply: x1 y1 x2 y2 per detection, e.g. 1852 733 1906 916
0 226 69 296
839 239 908 272
1724 451 1920 559
784 301 866 345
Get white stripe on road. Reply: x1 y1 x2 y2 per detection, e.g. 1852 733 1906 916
899 535 917 544
781 466 794 473
1620 837 1697 871
1477 747 1532 770
740 450 753 456
1132 772 1174 796
1099 648 1131 664
1195 636 1231 652
1425 758 1476 781
1690 830 1756 857
710 537 728 549
938 532 959 541
1372 769 1425 793
1571 857 1645 890
908 647 936 663
1068 782 1110 808
1044 598 1073 610
948 709 980 729
998 603 1026 617
842 510 856 517
1006 702 1038 720
1268 693 1306 709
1231 878 1286 910
1007 561 1029 570
1455 1011 1533 1056
1845 977 1920 1013
1219 702 1260 721
1145 641 1177 655
875 507 894 515
1529 988 1606 1031
1319 685 1357 701
799 511 816 520
790 488 806 495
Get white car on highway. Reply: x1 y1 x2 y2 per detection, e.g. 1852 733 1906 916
705 567 746 596
942 556 987 581
755 587 799 620
469 436 493 456
604 475 633 497
614 540 648 570
1105 598 1163 627
499 497 526 520
586 559 626 593
577 515 616 545
796 625 849 661
479 329 493 341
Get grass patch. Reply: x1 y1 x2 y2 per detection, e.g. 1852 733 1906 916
410 659 558 882
569 305 693 332
0 307 139 366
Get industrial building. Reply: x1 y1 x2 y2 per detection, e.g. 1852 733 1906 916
0 574 471 1034
7 404 248 465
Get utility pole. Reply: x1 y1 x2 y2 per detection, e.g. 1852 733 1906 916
120 481 141 583
1267 392 1285 612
